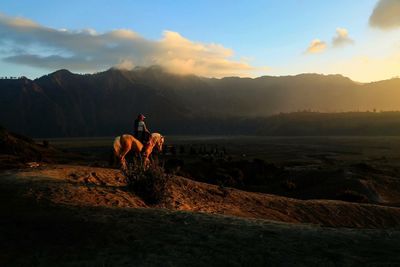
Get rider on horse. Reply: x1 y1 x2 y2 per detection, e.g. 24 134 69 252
134 114 151 144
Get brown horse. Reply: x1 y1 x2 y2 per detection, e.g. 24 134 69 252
112 133 164 169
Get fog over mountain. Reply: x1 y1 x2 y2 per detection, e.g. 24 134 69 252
1 66 400 137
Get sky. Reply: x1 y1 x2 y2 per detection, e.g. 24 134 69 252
0 0 400 82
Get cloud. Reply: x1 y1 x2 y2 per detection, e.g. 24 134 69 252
369 0 400 29
305 39 327 54
332 28 354 47
0 13 259 77
305 28 353 54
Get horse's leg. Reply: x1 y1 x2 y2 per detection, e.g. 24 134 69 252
142 155 150 169
119 142 132 170
121 157 127 171
137 152 144 168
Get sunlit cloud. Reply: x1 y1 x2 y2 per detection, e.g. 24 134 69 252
332 28 354 47
0 13 261 77
369 0 400 30
1 14 39 28
305 39 327 54
305 28 353 55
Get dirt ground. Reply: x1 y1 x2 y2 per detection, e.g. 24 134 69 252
3 164 400 228
1 164 400 266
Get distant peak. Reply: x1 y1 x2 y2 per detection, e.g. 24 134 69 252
51 69 73 75
35 69 76 82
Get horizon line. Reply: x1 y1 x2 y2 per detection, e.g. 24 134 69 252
1 66 399 84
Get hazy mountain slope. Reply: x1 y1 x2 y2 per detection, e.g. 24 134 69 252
1 67 400 137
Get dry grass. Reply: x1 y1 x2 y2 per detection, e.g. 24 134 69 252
1 164 400 266
1 195 400 266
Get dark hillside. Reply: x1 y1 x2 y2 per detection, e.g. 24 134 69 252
1 67 400 137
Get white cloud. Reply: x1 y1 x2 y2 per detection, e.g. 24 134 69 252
369 0 400 29
305 39 327 54
0 13 260 77
332 28 354 47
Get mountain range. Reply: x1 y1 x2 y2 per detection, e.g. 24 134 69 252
1 66 400 137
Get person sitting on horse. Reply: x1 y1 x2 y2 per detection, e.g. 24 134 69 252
134 114 151 144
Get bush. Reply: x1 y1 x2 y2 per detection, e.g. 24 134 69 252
123 159 170 204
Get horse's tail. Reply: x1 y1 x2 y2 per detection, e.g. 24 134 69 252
110 136 121 167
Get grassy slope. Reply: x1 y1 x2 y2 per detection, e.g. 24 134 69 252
1 195 400 266
1 164 400 266
5 165 400 228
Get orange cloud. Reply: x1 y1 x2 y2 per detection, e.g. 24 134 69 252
305 39 327 54
0 13 263 78
156 31 255 77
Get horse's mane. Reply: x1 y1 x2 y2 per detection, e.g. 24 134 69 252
150 133 162 143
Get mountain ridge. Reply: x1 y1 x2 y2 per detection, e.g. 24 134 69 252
32 67 364 83
1 66 400 137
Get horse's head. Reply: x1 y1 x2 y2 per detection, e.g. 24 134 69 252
147 133 165 151
156 135 164 152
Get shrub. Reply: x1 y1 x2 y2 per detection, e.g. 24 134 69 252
123 159 170 204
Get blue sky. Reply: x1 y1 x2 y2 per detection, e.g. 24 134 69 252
0 0 399 81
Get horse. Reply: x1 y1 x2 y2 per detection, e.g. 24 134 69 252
112 133 164 169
